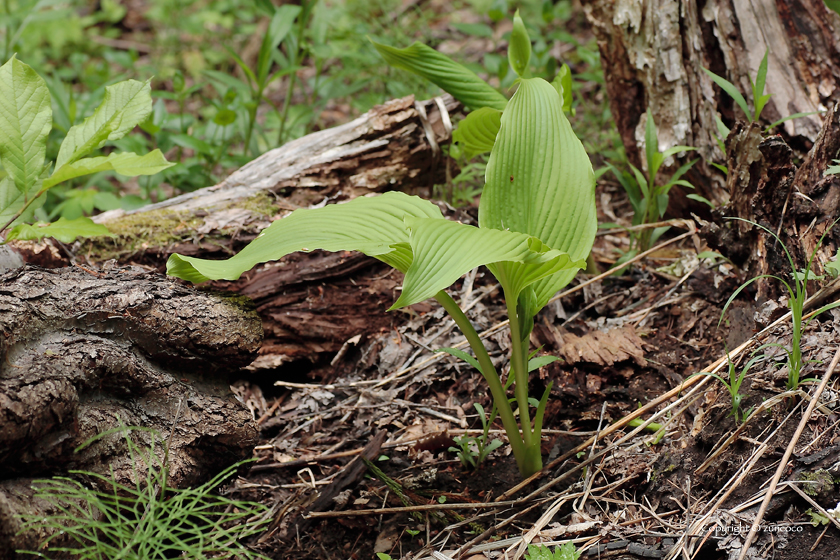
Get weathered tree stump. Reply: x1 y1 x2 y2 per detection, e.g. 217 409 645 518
582 0 840 208
703 103 840 299
0 264 263 557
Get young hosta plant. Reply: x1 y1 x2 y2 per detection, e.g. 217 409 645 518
0 56 174 241
168 15 597 478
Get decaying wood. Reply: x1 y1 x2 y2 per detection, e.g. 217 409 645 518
0 265 263 557
582 0 840 208
702 104 840 299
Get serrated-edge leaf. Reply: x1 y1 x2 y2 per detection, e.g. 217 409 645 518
7 216 112 243
43 150 174 190
371 40 508 111
167 192 442 283
0 56 52 194
393 217 582 309
452 107 502 159
480 77 596 311
55 79 152 171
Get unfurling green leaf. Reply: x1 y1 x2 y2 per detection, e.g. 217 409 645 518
7 216 112 243
452 107 502 159
55 79 153 171
508 10 531 77
371 40 508 111
0 56 52 193
551 63 573 114
167 192 442 283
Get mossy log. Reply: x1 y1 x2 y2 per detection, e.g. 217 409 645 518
0 264 263 558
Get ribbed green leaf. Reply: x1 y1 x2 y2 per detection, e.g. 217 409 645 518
480 77 596 310
7 216 112 243
371 40 508 111
0 56 52 193
392 217 581 309
43 150 174 190
508 10 531 77
166 192 442 283
55 79 152 171
452 107 502 159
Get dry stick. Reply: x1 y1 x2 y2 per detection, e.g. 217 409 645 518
735 346 840 560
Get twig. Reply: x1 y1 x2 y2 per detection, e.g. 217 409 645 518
736 345 840 560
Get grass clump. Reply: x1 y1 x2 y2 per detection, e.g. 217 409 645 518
18 427 268 560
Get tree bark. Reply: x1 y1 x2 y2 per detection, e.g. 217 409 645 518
0 264 263 557
703 104 840 299
582 0 840 208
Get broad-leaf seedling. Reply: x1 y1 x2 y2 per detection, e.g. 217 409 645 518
167 13 597 478
0 56 174 242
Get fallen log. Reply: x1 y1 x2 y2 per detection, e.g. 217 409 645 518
53 93 460 374
0 264 263 557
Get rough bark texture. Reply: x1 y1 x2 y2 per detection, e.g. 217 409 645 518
702 105 840 299
583 0 840 208
0 265 263 557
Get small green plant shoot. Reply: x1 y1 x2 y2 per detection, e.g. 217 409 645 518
703 49 817 132
0 56 173 242
18 427 268 559
721 218 840 390
524 542 582 560
167 12 597 478
690 351 760 423
607 109 698 252
448 402 503 469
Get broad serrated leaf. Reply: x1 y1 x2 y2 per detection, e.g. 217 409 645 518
393 217 582 309
508 10 531 77
480 77 596 311
43 150 174 190
55 79 152 171
0 176 43 228
7 216 111 243
452 107 502 159
371 40 508 111
167 191 442 283
0 56 52 194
